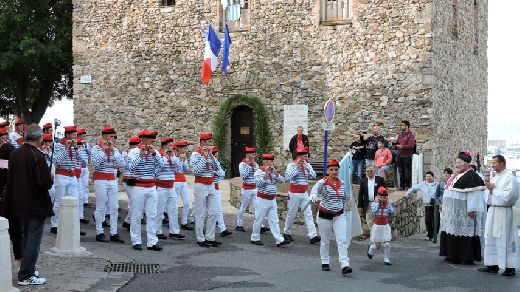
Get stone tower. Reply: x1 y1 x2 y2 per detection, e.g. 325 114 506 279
72 0 487 176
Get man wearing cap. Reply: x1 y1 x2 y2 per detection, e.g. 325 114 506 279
236 147 262 232
155 137 186 240
42 123 53 135
121 136 141 231
212 146 232 236
284 147 321 244
173 140 193 231
251 154 290 247
127 129 164 251
91 126 126 243
51 126 87 235
190 133 223 247
9 118 25 148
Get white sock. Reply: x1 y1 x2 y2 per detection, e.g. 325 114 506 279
383 242 391 261
369 244 377 256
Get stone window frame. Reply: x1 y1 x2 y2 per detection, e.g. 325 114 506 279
451 0 459 39
160 0 175 6
218 0 251 33
320 0 353 26
472 0 479 55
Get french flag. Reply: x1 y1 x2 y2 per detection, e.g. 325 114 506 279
201 25 221 85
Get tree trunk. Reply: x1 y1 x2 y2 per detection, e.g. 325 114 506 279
15 77 54 124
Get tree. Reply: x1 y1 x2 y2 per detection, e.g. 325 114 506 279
0 0 73 124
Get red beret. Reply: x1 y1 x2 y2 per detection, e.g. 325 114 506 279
175 140 188 147
42 123 53 130
327 158 340 168
63 126 77 133
0 121 9 127
377 186 388 196
0 128 7 136
199 133 212 140
211 146 219 154
160 137 174 145
15 118 24 125
42 134 53 142
77 128 86 135
138 129 158 139
296 147 309 155
128 136 141 145
101 125 116 135
245 147 256 153
262 154 275 160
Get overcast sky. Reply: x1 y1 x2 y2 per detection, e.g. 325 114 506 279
41 1 519 141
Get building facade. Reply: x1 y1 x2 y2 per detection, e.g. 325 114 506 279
72 0 488 176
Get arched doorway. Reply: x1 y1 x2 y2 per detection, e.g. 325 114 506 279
231 106 255 177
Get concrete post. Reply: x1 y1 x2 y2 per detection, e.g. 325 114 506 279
47 196 91 257
0 217 20 292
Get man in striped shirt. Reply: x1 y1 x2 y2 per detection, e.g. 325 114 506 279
174 140 193 231
8 118 25 148
190 133 222 247
51 126 87 235
91 125 126 243
212 146 232 236
42 123 53 135
77 128 91 224
121 136 141 231
283 147 321 244
127 129 164 251
236 147 263 232
155 137 185 240
250 154 290 247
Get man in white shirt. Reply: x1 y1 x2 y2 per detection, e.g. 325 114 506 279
406 171 439 241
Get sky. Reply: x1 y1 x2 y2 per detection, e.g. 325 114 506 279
39 1 519 141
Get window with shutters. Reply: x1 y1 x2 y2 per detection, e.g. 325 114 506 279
160 0 175 6
320 0 353 25
219 0 250 32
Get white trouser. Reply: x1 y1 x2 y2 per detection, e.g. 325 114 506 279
175 182 190 224
94 179 119 235
51 174 79 227
130 186 158 247
214 187 226 232
236 188 257 227
156 187 179 235
80 167 90 205
317 213 350 268
123 182 132 224
193 183 217 242
284 192 317 238
251 197 284 244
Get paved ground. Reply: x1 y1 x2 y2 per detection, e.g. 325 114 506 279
9 179 519 291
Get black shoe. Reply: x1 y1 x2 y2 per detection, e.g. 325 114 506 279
80 219 90 224
322 264 330 271
102 221 110 228
260 227 270 234
342 266 353 274
50 227 57 234
157 234 167 240
283 234 294 242
197 241 210 247
220 229 233 237
276 239 291 247
206 240 222 247
367 246 373 259
251 240 264 245
502 268 516 277
162 218 169 225
169 233 186 239
96 233 109 242
121 222 130 231
110 234 125 244
80 231 86 236
478 266 499 273
310 236 321 244
235 226 246 232
147 244 163 251
133 244 143 251
181 224 194 231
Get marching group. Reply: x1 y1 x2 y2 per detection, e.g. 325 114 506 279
0 119 519 286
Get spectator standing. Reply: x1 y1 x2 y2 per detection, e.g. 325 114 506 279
365 125 386 168
2 125 53 286
288 126 310 160
396 120 416 190
389 140 399 188
349 132 365 184
406 171 439 241
374 140 392 181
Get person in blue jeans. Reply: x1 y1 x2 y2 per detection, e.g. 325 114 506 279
350 132 366 184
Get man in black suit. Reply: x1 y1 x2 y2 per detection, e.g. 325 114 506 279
358 166 386 229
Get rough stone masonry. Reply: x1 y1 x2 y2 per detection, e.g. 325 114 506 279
72 0 488 175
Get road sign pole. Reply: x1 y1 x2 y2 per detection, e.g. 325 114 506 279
323 130 328 178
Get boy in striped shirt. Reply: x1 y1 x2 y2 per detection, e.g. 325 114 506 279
236 147 262 232
173 140 193 230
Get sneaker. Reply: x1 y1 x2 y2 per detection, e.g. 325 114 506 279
147 244 163 251
34 270 39 277
220 229 233 237
50 227 57 234
250 240 264 245
169 233 186 239
110 234 125 244
384 259 392 266
235 226 246 232
121 222 130 231
310 236 321 244
18 276 46 286
181 224 194 231
342 266 353 274
283 234 294 242
260 227 270 234
206 240 222 247
322 264 330 271
157 234 167 240
96 233 109 243
276 239 291 247
424 236 431 241
133 244 143 251
367 246 373 259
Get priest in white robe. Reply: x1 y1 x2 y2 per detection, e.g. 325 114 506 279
479 155 519 277
439 152 486 264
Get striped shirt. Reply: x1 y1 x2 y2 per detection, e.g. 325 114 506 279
285 162 316 186
239 160 258 185
8 132 22 148
79 143 91 167
54 140 87 170
156 154 178 181
213 160 225 184
172 155 189 174
190 149 220 178
91 145 125 174
120 149 133 177
127 147 164 180
371 202 395 219
255 167 284 196
311 178 349 213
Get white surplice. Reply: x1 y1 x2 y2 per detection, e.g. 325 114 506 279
484 170 520 269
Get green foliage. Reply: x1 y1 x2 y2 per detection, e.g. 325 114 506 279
213 95 273 174
0 0 73 122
